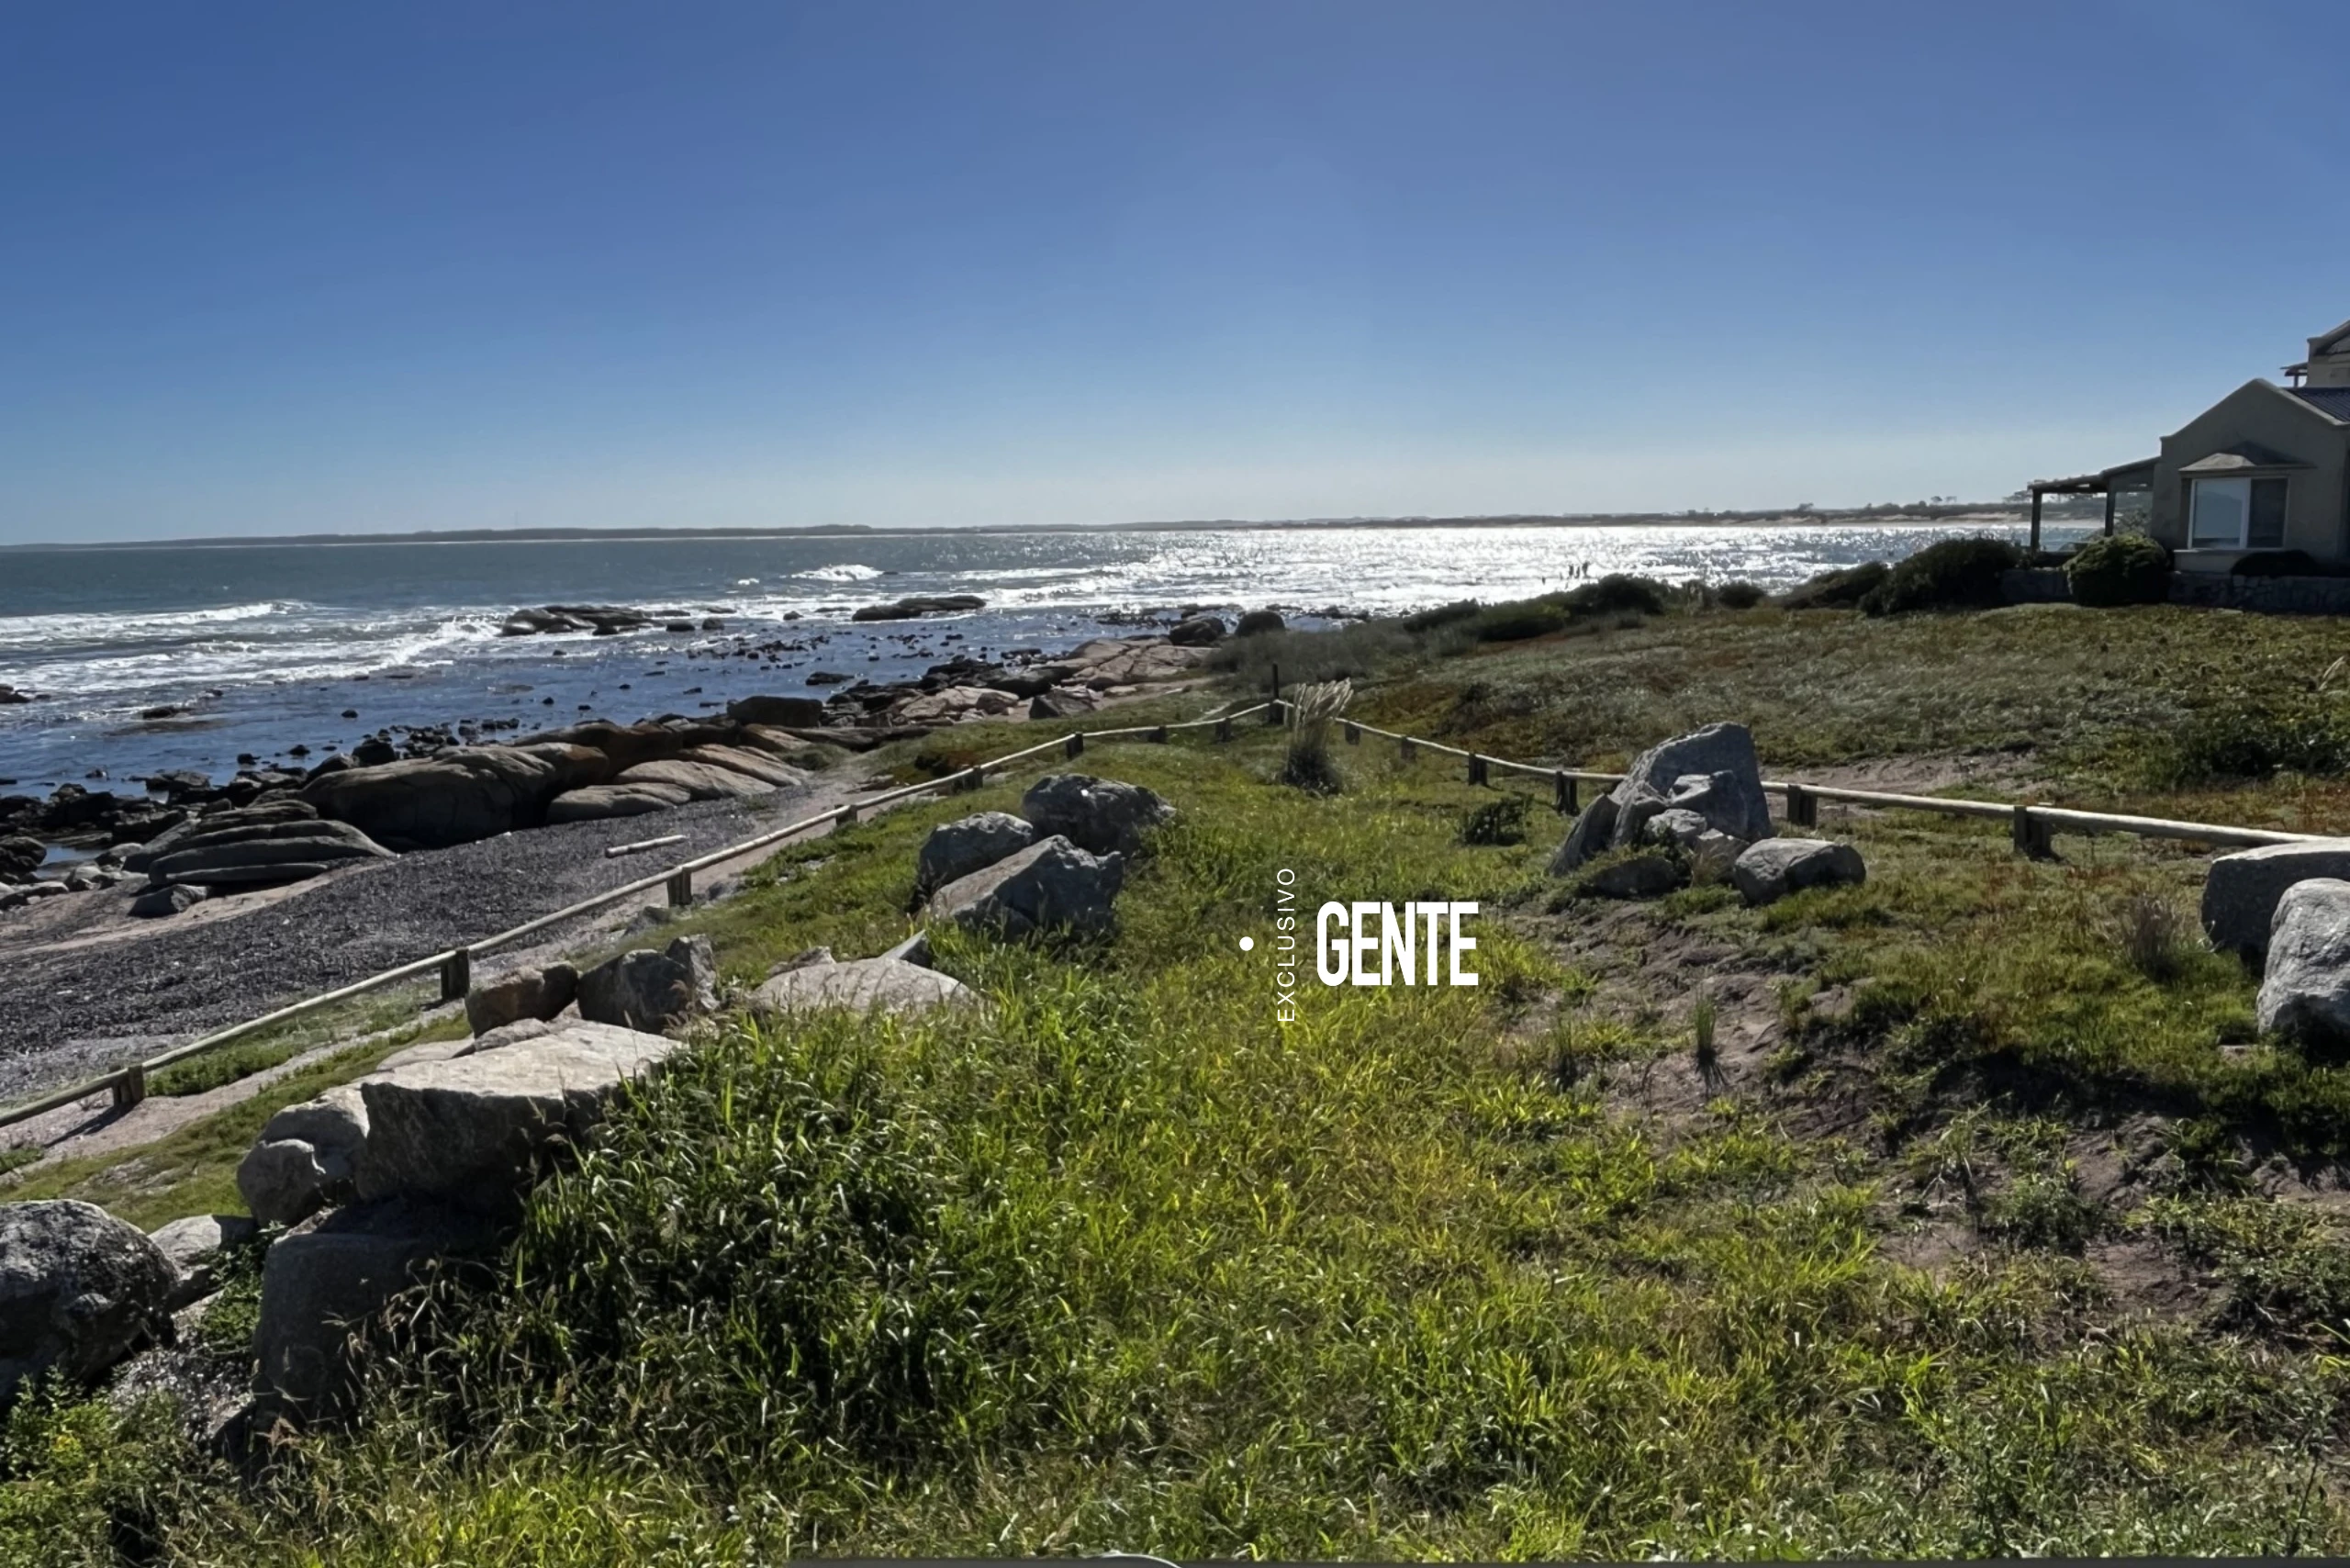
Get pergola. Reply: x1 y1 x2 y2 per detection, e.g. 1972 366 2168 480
2024 457 2156 552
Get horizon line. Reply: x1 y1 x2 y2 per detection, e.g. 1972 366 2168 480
0 502 2055 552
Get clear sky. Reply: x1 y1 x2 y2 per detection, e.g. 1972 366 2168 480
5 1 2348 543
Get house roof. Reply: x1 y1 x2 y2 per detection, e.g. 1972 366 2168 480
2311 318 2350 355
2180 442 2312 474
2288 386 2350 422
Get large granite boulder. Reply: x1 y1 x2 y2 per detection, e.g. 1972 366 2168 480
1551 723 1774 875
0 838 41 879
893 686 1024 725
464 962 578 1036
725 694 828 729
751 957 976 1017
916 812 1035 895
614 758 773 801
545 781 693 823
928 834 1124 939
576 935 718 1032
142 811 394 890
2202 840 2350 960
1021 774 1175 857
1235 610 1285 636
254 1194 499 1423
149 1214 257 1311
529 720 690 774
0 1201 176 1405
302 743 611 850
236 1085 371 1226
1168 613 1226 647
352 1021 681 1214
1730 838 1866 907
2257 879 2350 1044
679 745 806 789
851 595 986 622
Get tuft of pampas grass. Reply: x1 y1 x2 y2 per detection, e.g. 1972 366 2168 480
1281 678 1352 793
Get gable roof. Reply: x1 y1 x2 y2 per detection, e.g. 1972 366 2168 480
2181 442 2314 474
2288 386 2350 422
2311 318 2350 355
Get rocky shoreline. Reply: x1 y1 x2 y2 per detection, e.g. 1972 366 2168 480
0 617 1238 926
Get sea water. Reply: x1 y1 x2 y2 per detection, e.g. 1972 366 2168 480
0 521 2081 793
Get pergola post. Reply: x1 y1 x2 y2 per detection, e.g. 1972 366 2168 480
2029 487 2043 554
2103 490 2117 537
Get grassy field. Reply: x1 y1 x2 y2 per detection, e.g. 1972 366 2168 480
17 592 2350 1562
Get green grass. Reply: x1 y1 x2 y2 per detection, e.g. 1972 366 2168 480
28 599 2350 1558
20 721 2350 1560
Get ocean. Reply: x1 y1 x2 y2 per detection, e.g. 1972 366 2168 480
0 520 2082 796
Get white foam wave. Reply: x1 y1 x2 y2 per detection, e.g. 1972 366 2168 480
795 564 884 582
0 599 312 652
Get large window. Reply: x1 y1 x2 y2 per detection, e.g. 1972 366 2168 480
2190 476 2288 549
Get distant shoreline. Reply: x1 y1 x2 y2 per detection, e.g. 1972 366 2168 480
0 506 2072 552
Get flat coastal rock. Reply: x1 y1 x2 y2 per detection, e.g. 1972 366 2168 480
751 957 975 1016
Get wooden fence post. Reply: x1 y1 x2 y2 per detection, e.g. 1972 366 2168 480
2011 804 2054 860
1400 737 1416 764
1468 754 1488 787
111 1065 146 1112
1065 732 1085 758
667 869 695 907
1215 717 1233 742
1785 783 1817 829
1151 724 1169 744
439 947 471 1003
1344 722 1360 745
1554 772 1576 813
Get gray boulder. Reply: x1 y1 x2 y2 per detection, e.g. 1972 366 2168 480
725 694 828 728
2257 879 2350 1043
545 782 692 823
0 1201 177 1405
576 935 718 1032
614 758 774 801
679 745 806 789
464 962 578 1036
301 743 612 850
751 957 975 1017
1168 614 1225 647
928 834 1125 939
1551 723 1774 874
1020 774 1174 857
236 1085 371 1226
146 815 395 890
0 838 41 878
1235 610 1284 636
916 812 1036 895
148 1214 257 1310
254 1195 498 1423
1029 687 1103 721
2202 840 2350 960
1731 838 1866 907
129 883 207 918
352 1021 681 1215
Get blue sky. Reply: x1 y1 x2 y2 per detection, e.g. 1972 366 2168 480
4 1 2347 543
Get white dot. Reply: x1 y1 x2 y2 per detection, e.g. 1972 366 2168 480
1238 935 1255 951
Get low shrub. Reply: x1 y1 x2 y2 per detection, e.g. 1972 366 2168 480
2146 700 2350 786
1714 580 1766 610
2231 550 2350 579
1468 599 1570 643
1281 678 1351 792
1457 794 1531 846
1403 599 1481 633
1561 573 1668 617
2111 891 2195 983
2065 532 2172 608
1775 560 1888 610
1859 537 2024 616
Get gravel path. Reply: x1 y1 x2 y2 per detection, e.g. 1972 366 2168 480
0 778 858 1103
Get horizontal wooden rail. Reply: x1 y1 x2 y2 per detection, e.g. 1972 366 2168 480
0 701 1272 1134
6 689 2322 1137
